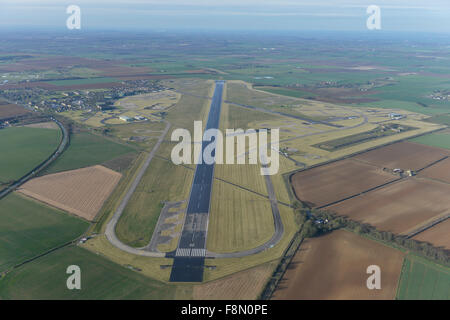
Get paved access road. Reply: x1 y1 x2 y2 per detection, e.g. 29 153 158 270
169 80 225 282
105 121 171 258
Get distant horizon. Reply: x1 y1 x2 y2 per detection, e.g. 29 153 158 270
1 27 450 37
0 0 449 34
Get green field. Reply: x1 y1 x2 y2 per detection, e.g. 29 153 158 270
0 193 88 271
207 180 274 253
396 255 450 300
0 127 61 183
48 77 119 86
358 76 450 116
425 113 450 126
256 86 317 99
115 157 193 247
314 124 416 151
410 132 450 150
111 80 212 247
44 131 136 174
0 246 182 299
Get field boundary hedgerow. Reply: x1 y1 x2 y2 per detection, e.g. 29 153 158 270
259 229 304 300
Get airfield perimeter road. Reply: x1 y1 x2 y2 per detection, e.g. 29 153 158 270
105 121 171 258
0 117 68 200
207 168 284 258
169 80 225 282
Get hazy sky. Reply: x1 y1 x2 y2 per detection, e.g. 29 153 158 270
0 0 449 33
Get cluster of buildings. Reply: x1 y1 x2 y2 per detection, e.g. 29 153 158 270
428 90 450 101
0 80 165 114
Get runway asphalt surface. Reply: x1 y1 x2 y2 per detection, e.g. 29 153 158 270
169 80 225 282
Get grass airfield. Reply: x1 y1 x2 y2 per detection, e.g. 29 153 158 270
86 78 445 283
1 78 448 299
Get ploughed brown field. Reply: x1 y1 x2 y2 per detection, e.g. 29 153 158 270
23 122 59 130
0 101 30 119
327 179 450 234
272 230 405 300
419 157 450 184
1 81 122 91
291 159 397 207
413 219 450 250
292 142 450 237
18 165 121 221
353 141 449 171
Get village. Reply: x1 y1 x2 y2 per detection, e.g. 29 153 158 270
0 79 166 114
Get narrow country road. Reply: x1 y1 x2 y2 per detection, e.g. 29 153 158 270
105 120 171 258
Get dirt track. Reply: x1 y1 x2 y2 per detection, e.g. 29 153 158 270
272 230 404 300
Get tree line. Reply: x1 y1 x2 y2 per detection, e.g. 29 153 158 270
293 201 449 265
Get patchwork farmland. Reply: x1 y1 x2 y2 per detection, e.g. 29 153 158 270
0 193 88 271
18 165 122 221
0 100 30 119
352 141 449 171
44 131 136 175
396 255 450 300
328 179 450 234
292 141 450 242
0 126 62 183
291 159 397 208
272 230 405 300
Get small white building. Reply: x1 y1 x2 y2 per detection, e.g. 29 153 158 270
119 115 133 122
389 112 404 120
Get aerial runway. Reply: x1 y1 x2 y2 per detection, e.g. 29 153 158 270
169 80 225 282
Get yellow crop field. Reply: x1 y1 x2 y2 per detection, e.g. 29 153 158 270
18 165 122 221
